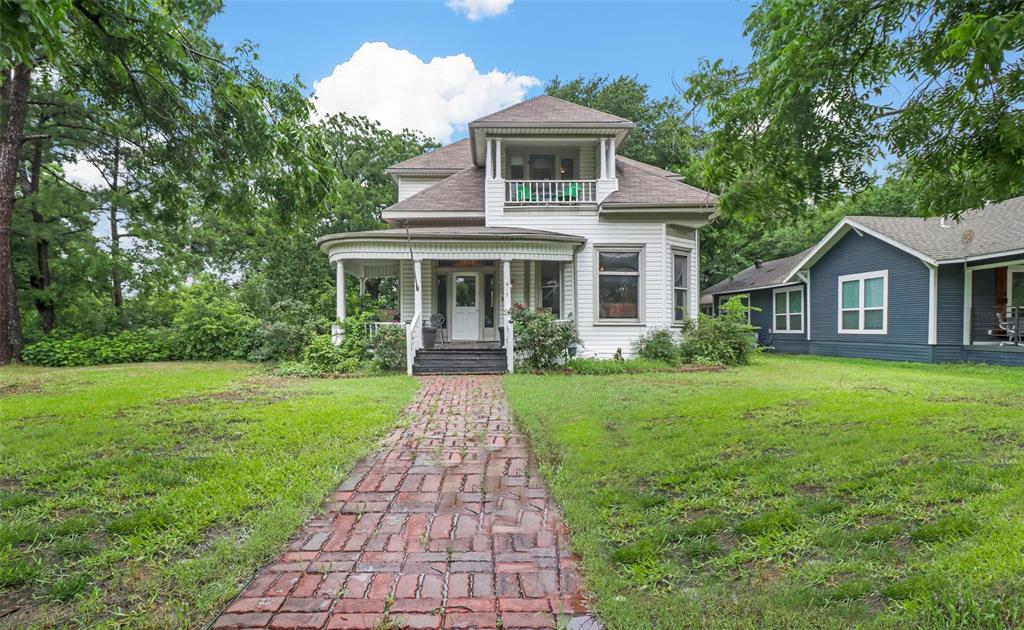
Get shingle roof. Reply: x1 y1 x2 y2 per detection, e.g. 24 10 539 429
703 249 811 296
604 157 718 208
317 226 585 249
847 196 1024 262
471 95 632 125
384 167 485 214
386 138 473 173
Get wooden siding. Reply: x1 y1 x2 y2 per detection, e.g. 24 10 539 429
936 263 965 346
808 230 930 361
397 176 447 201
971 268 998 341
489 209 693 357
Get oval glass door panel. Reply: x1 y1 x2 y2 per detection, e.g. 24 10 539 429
452 274 480 340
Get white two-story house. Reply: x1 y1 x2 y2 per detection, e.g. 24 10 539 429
317 96 718 373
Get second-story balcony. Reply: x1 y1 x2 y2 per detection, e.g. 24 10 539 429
505 179 598 205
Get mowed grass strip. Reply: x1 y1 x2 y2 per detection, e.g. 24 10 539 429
0 361 417 628
505 354 1024 629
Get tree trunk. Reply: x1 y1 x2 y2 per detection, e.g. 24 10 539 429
27 139 54 332
0 63 30 363
110 136 124 319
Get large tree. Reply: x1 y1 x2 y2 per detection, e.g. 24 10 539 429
686 0 1024 221
0 0 327 362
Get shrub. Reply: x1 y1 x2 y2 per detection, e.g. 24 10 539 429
172 290 258 361
302 335 360 374
249 321 307 362
679 296 758 366
368 324 406 371
509 305 582 370
632 328 681 364
22 329 176 367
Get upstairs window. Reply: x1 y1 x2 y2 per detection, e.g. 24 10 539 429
773 286 804 333
530 155 555 180
838 270 887 334
509 155 525 179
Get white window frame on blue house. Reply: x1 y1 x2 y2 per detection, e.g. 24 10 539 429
838 270 888 334
772 286 804 334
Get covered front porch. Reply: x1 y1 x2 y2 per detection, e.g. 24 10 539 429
963 258 1024 356
317 227 585 374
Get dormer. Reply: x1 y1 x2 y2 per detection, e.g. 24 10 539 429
467 95 634 209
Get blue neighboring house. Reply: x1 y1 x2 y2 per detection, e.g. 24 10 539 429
703 195 1024 366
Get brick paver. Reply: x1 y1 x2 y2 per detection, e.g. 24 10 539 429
214 376 599 630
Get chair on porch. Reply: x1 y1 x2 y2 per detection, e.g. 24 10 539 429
996 309 1022 346
429 313 447 344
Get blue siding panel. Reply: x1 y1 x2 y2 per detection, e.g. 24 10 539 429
936 264 965 345
971 268 999 341
964 348 1024 367
809 230 930 361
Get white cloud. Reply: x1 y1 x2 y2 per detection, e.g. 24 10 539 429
311 42 539 143
446 0 514 20
62 157 106 189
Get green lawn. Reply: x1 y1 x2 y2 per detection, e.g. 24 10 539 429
505 354 1024 629
0 362 416 628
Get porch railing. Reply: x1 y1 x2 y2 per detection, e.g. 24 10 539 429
971 304 1023 346
366 321 404 339
505 180 597 205
505 316 515 373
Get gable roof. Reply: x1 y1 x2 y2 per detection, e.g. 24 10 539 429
383 166 484 214
703 249 811 296
470 95 632 125
785 195 1024 281
603 157 718 208
386 138 473 174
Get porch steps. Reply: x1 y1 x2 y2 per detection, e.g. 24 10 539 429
412 348 507 375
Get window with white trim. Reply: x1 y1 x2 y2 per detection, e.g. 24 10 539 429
773 286 804 333
597 248 642 321
838 270 887 333
672 253 689 323
717 294 751 322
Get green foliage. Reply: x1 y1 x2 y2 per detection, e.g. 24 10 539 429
680 297 758 366
170 284 258 361
249 321 308 362
22 329 176 367
302 335 359 374
686 0 1024 219
632 328 682 364
565 358 676 375
509 305 582 370
368 325 406 372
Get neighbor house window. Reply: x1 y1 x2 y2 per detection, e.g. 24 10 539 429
597 249 642 321
773 286 804 333
673 253 689 323
540 261 561 317
838 270 887 333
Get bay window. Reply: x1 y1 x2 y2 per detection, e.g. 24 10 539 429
838 270 887 333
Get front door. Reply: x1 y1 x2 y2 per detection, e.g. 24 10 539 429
452 273 481 340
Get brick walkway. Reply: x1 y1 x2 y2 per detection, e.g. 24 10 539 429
213 376 598 630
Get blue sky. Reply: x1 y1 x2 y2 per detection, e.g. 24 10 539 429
209 1 754 142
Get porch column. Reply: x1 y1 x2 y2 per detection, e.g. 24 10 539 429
599 138 607 178
335 261 346 321
963 266 973 345
502 259 512 317
485 139 493 179
494 139 502 178
607 138 616 176
413 258 423 322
